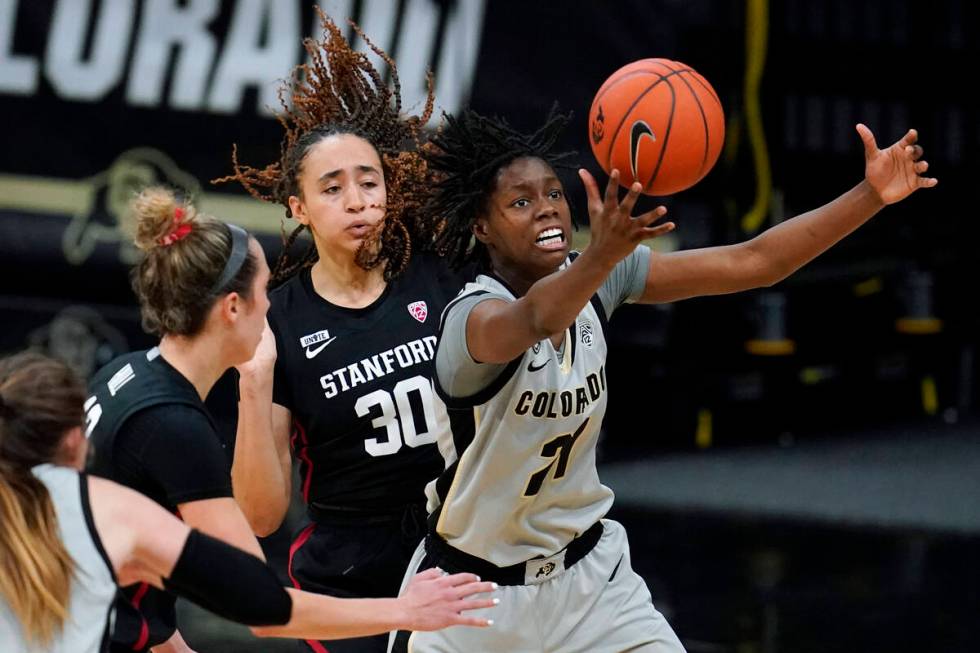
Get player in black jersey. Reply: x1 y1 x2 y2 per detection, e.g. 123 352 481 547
86 187 271 653
0 352 496 653
217 13 466 653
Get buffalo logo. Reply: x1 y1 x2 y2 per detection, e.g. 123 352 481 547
408 301 428 323
535 562 557 578
63 148 200 266
591 104 605 144
629 120 657 181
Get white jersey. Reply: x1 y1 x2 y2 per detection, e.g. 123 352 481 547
0 465 116 653
428 248 650 566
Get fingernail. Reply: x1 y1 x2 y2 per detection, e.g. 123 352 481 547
491 582 499 590
487 619 494 626
493 598 500 605
475 575 481 581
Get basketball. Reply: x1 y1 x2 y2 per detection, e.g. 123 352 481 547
588 58 725 196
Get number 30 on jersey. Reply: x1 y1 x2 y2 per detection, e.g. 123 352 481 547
355 375 441 457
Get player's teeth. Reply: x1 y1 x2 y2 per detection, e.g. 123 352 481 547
536 228 562 243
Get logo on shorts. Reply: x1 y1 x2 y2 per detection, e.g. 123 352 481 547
408 301 428 323
300 329 336 359
580 319 595 349
535 562 557 578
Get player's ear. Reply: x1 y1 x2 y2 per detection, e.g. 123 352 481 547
472 217 490 244
288 195 309 225
57 426 88 470
218 292 242 324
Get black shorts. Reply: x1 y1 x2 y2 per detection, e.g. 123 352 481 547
288 503 427 653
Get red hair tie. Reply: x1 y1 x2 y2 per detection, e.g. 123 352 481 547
159 205 192 246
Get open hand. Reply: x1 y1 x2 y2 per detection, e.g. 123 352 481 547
858 124 938 205
399 568 498 631
579 168 674 268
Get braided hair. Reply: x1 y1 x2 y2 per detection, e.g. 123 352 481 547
215 8 435 285
425 106 577 271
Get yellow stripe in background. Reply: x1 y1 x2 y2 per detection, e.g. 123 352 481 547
739 0 773 234
0 173 285 235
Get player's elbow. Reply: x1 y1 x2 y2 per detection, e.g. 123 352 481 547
245 504 287 538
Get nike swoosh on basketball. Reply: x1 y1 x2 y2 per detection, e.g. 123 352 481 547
527 359 550 373
305 337 337 359
629 120 657 180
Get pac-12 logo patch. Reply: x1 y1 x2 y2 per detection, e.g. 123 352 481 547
580 319 595 348
408 301 428 323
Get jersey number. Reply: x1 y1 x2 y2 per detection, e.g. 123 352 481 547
355 376 439 457
83 396 102 438
523 417 590 497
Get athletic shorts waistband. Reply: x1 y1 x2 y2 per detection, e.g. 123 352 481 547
424 521 604 586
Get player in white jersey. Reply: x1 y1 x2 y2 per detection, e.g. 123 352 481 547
390 109 936 652
0 352 496 653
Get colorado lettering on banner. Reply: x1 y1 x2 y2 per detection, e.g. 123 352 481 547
0 0 486 116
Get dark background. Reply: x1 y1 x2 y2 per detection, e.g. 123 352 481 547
2 1 976 651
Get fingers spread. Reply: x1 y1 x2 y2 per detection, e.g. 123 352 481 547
619 182 643 216
414 567 443 581
452 581 496 599
638 223 676 241
442 572 482 587
855 123 878 157
635 205 668 226
456 597 498 611
578 168 600 203
454 615 493 627
604 170 621 207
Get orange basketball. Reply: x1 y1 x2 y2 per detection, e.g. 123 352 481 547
588 58 725 196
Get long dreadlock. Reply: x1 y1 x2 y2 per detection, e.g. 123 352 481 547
425 106 577 271
214 8 435 285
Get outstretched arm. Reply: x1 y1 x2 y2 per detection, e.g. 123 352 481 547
467 171 674 364
639 125 937 304
89 477 496 639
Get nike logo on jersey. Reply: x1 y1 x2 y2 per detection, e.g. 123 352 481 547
527 359 551 373
300 329 337 359
305 338 337 359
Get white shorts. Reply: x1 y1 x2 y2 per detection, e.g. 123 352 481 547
387 519 685 653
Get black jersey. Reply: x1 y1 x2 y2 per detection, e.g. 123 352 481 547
85 347 231 651
269 252 465 512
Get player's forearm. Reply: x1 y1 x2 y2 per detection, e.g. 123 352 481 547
252 591 403 641
751 180 884 285
520 247 615 337
233 378 290 535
